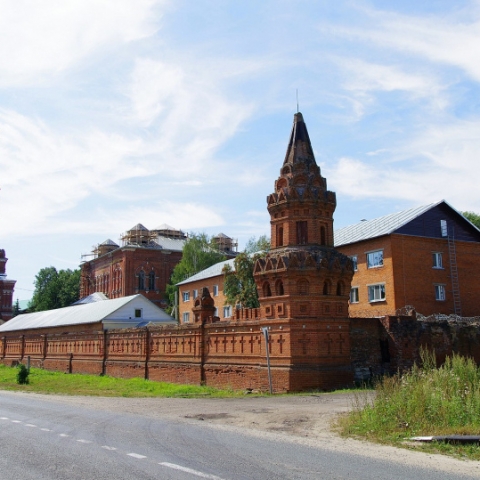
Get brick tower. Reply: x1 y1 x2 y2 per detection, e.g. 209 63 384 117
254 112 354 390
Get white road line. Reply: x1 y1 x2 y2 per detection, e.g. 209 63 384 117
0 417 9 420
11 420 21 423
127 453 147 459
40 428 52 432
77 439 92 444
59 434 69 437
101 446 117 451
159 462 226 480
25 424 36 427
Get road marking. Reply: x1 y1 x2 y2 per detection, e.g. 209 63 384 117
127 453 147 459
77 439 92 444
59 434 69 437
102 446 117 451
40 428 52 432
0 417 8 420
25 424 36 427
159 462 226 480
11 420 22 423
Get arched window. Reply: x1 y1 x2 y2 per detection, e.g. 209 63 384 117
149 271 155 291
336 281 343 296
297 278 309 295
263 282 272 297
138 271 145 290
320 226 326 246
323 280 330 295
275 279 284 296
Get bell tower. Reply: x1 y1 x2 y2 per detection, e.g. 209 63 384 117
253 112 354 390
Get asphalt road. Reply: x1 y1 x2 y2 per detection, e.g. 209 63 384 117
0 392 478 480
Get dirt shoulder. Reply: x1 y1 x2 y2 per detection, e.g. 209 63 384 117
4 391 480 477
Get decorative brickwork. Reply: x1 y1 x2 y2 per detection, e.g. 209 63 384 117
0 250 16 322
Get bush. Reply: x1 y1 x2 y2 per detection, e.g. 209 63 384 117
16 364 30 385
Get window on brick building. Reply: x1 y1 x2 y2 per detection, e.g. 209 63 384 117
277 225 284 247
368 284 385 302
223 305 232 318
296 221 308 245
350 287 359 303
432 252 443 269
350 255 358 271
366 250 383 269
435 284 446 301
182 291 190 302
138 271 145 290
213 285 218 296
336 281 344 296
275 279 284 295
193 289 198 299
297 278 309 295
323 280 331 295
320 225 326 245
149 271 155 290
263 282 272 297
182 312 190 323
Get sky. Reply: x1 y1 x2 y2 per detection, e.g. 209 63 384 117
1 0 480 302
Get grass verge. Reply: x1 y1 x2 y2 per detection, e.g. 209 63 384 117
339 349 480 460
0 364 244 398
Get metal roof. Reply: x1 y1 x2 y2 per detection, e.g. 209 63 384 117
334 202 438 247
72 292 109 305
0 294 170 332
176 258 235 286
153 235 186 252
100 239 119 247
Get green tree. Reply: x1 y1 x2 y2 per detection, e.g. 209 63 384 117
166 233 226 314
12 299 20 317
222 236 269 309
463 211 480 229
29 267 81 312
244 234 270 254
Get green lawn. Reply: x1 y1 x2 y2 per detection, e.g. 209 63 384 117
0 364 243 398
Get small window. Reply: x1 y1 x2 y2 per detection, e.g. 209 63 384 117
182 312 190 323
350 287 359 303
223 305 232 318
368 284 385 302
213 285 218 296
350 255 358 271
193 289 198 299
148 271 155 290
135 308 142 318
432 252 443 269
296 220 308 244
182 291 190 302
440 219 448 237
435 284 446 301
366 250 383 269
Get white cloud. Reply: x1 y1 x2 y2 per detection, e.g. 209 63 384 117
329 118 480 211
0 0 163 86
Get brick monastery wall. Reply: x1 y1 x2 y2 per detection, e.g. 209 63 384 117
350 314 480 383
2 314 480 390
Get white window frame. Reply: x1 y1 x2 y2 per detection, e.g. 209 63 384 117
368 283 386 303
366 250 383 269
432 252 443 269
193 289 198 299
349 287 359 304
350 255 358 271
213 284 219 296
435 284 446 301
182 312 190 323
182 291 190 302
134 308 142 318
223 305 232 318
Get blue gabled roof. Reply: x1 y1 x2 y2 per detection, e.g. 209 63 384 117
334 202 439 247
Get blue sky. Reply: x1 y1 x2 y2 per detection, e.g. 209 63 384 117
1 0 480 301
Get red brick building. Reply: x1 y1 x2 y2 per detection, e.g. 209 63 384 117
335 201 480 318
0 249 16 322
80 224 186 308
